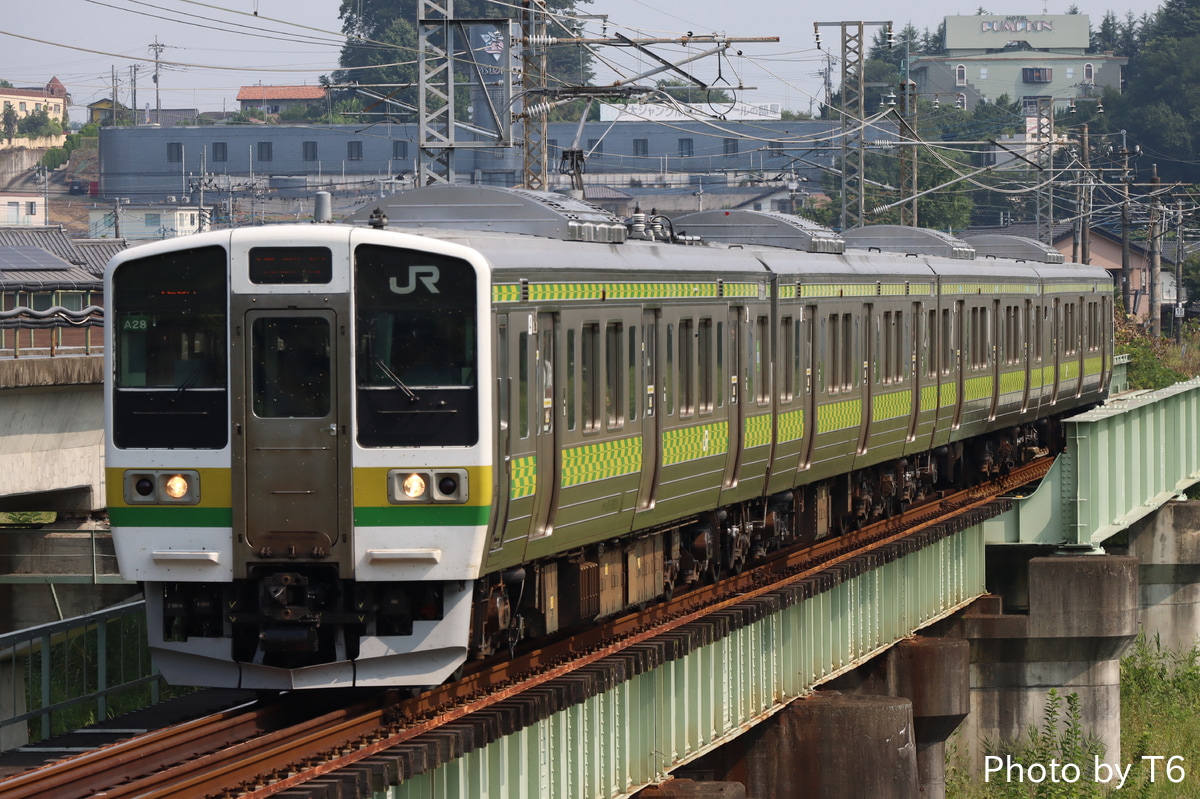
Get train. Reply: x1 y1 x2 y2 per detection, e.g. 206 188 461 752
104 186 1113 690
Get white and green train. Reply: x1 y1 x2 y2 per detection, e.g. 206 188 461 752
104 186 1113 690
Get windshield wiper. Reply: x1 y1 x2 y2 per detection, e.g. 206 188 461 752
373 357 419 401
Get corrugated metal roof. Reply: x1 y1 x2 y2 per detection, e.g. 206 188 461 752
237 85 326 101
73 239 129 276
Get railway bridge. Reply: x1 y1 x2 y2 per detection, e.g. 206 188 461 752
2 356 1200 797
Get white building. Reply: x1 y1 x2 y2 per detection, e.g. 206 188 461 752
1 194 46 226
87 204 209 240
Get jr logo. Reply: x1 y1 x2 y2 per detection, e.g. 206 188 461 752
389 266 441 294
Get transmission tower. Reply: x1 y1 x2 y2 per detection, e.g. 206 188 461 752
816 20 892 231
1034 97 1054 244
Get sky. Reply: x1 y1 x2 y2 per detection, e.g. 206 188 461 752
0 0 1170 120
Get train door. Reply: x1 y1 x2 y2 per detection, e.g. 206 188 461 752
722 305 744 488
636 308 661 509
1051 298 1062 404
499 313 537 545
1019 301 1031 413
238 307 349 563
529 312 560 539
951 300 966 430
989 299 1001 420
800 304 818 468
857 303 874 455
907 302 922 442
489 315 511 552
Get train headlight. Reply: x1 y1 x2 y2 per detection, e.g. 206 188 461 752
388 469 469 504
164 474 190 499
123 470 201 505
402 473 427 499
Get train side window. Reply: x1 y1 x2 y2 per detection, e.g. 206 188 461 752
1034 306 1044 363
498 323 508 431
780 316 794 401
716 321 724 408
757 315 770 405
628 326 638 422
566 328 577 432
794 313 803 398
679 318 694 417
879 312 890 384
666 323 675 416
804 306 816 394
828 313 840 394
645 321 656 418
606 321 623 429
925 309 936 379
894 310 905 381
842 313 854 391
699 317 714 413
940 309 952 376
582 323 600 431
519 332 529 438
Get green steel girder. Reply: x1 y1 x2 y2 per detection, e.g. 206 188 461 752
983 378 1200 547
379 523 986 799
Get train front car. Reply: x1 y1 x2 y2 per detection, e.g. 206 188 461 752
105 226 493 689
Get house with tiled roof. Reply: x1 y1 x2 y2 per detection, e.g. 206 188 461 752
236 85 327 116
1 77 68 124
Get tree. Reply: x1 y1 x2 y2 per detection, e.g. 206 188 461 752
334 0 593 118
2 105 17 140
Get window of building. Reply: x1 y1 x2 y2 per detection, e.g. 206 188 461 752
145 213 161 228
303 141 318 161
213 142 228 162
1022 67 1053 84
633 138 648 157
257 141 273 162
979 67 988 80
1084 63 1095 84
678 138 693 158
348 140 363 160
587 138 603 155
26 202 36 216
955 64 967 86
1066 67 1075 80
724 138 738 156
393 139 408 160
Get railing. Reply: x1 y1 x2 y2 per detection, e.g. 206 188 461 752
0 601 176 749
0 308 103 360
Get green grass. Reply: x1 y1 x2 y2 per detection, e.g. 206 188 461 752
946 633 1200 797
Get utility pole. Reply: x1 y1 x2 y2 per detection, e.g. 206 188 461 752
1079 124 1091 265
1149 164 1161 337
1118 131 1134 313
149 38 165 125
521 0 549 190
896 79 918 227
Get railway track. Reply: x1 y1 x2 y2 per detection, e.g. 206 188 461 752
0 458 1049 798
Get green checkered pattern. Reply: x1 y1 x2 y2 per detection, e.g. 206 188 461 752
491 281 728 304
744 414 773 449
778 285 797 299
560 436 643 488
920 384 939 413
940 283 1039 295
964 375 993 402
510 455 537 500
817 398 861 434
999 369 1025 396
940 382 958 408
872 389 911 423
662 421 729 466
1045 283 1101 294
723 283 760 298
777 408 804 443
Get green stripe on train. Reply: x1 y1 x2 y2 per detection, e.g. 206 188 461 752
108 507 233 527
354 505 492 526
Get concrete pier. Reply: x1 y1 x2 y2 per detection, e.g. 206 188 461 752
1119 500 1200 652
953 554 1138 772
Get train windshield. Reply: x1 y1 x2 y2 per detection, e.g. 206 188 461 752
354 244 478 447
111 246 228 449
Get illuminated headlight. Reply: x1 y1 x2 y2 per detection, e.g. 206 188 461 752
389 468 468 504
123 470 200 505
